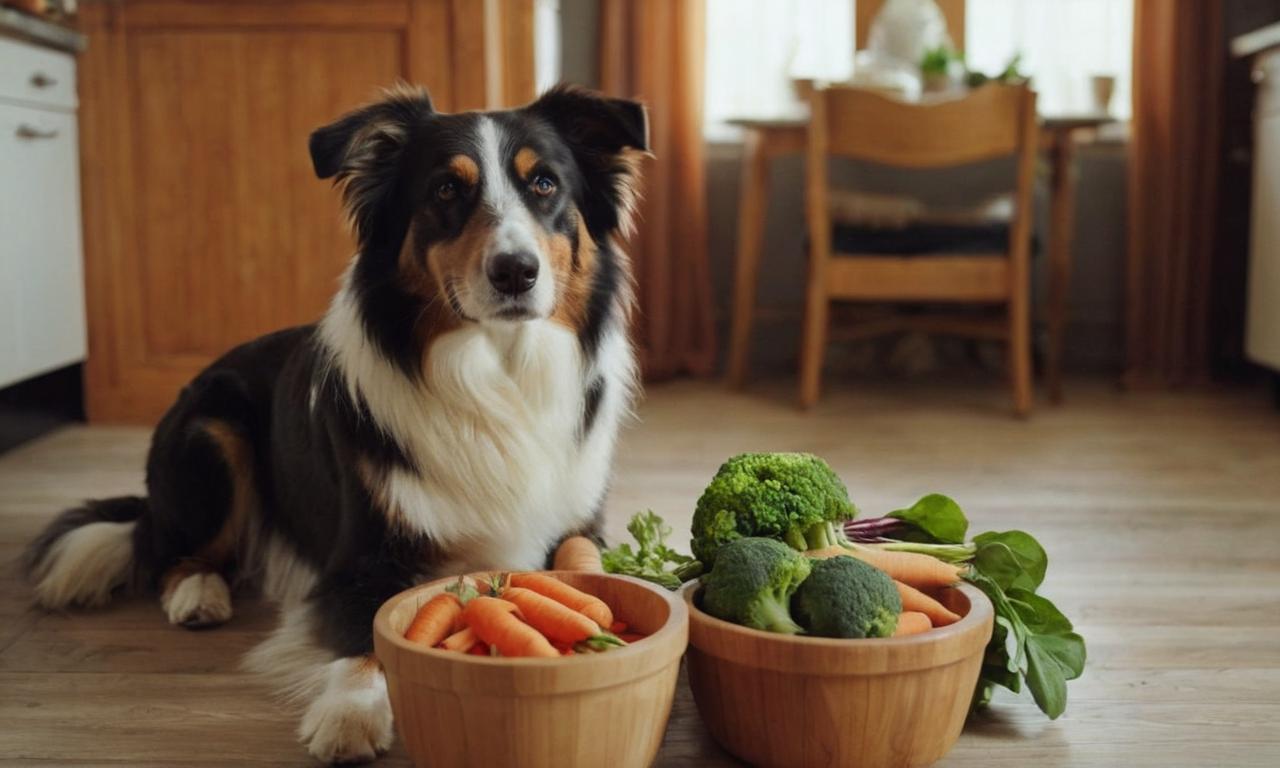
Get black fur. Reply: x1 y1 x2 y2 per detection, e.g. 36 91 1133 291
26 85 645 666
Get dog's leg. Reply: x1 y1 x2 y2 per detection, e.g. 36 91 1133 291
151 414 257 628
247 554 417 765
245 603 395 764
298 655 394 765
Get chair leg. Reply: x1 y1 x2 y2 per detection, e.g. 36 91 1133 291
1009 291 1033 417
798 264 830 410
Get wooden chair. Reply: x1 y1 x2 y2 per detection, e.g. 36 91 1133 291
799 84 1039 415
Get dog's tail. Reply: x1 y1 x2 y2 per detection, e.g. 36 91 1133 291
23 496 149 609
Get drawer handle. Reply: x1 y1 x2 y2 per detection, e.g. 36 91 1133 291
16 124 59 140
29 72 58 89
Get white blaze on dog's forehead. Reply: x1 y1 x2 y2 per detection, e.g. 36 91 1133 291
476 116 541 257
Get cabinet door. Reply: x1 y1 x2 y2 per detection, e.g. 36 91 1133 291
79 0 537 422
1245 105 1280 369
0 103 86 388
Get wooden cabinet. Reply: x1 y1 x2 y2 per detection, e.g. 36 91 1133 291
78 0 534 422
0 37 86 389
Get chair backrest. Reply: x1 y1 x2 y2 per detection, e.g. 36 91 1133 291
809 83 1036 169
804 83 1039 264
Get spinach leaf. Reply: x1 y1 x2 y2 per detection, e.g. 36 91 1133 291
967 531 1083 720
888 493 969 544
1025 638 1070 719
973 530 1047 590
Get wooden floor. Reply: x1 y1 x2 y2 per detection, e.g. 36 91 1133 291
2 378 1279 767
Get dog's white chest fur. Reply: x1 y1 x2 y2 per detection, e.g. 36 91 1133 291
320 290 631 573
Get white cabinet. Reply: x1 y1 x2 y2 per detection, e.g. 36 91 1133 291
0 36 85 388
1246 47 1280 372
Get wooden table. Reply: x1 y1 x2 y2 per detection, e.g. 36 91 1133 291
724 113 1115 404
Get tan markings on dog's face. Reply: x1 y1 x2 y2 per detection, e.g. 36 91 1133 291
513 147 540 181
425 207 497 309
395 221 462 349
447 154 479 186
550 211 599 332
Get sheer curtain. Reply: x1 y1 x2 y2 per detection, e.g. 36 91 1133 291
965 0 1133 117
704 0 854 138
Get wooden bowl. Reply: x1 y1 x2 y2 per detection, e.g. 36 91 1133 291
684 582 993 768
373 572 688 768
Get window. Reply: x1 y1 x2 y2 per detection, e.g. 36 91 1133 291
965 0 1133 118
703 0 1134 139
704 0 854 140
535 0 562 95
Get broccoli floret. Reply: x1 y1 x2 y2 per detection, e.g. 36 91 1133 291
699 537 811 634
792 555 902 638
691 452 856 566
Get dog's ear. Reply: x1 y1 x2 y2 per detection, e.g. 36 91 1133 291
309 85 433 242
527 84 649 237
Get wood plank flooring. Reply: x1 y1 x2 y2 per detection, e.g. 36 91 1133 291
2 378 1279 767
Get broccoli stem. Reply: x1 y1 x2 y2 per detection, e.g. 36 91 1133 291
784 526 810 551
673 560 704 582
758 594 803 635
802 522 832 550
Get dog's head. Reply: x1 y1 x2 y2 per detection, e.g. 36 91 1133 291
310 84 647 333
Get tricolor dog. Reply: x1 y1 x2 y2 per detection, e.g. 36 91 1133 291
24 84 647 763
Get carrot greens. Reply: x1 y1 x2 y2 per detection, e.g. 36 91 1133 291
601 510 702 589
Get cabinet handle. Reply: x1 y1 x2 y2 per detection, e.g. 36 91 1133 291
29 72 58 88
15 124 59 140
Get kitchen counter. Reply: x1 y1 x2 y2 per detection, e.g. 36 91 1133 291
0 6 84 52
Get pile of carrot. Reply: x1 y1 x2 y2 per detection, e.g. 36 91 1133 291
807 544 963 637
402 572 644 657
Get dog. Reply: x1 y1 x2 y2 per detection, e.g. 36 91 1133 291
23 83 647 764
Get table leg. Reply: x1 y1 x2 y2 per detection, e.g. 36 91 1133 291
726 129 771 389
1046 132 1078 404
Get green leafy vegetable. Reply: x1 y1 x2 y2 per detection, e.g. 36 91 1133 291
846 494 1085 719
602 510 701 590
973 530 1047 591
888 493 968 544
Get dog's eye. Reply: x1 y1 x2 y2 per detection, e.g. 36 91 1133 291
531 174 557 198
435 180 458 202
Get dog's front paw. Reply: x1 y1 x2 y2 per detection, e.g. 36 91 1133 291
298 673 393 764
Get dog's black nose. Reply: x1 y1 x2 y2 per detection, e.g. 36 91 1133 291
487 251 539 296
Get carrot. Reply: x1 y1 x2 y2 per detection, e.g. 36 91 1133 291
508 573 613 628
404 593 463 647
807 545 963 589
553 536 604 573
893 611 933 637
462 596 560 658
439 626 477 652
500 586 623 649
609 621 629 635
466 642 490 656
895 581 961 627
